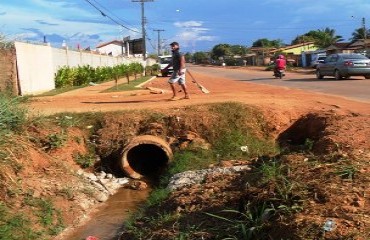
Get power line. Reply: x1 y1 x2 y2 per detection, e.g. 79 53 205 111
83 0 140 34
90 0 138 28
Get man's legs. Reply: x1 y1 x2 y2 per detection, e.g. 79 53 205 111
169 83 177 98
180 83 189 99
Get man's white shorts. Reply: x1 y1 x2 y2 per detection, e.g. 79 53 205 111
168 69 186 85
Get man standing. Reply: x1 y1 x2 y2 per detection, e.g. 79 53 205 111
162 42 190 100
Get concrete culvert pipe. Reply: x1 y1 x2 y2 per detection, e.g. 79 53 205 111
120 135 173 179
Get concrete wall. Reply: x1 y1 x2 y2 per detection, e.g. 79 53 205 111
0 48 19 94
14 41 143 95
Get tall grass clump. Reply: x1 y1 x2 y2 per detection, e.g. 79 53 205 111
0 93 27 135
209 102 278 159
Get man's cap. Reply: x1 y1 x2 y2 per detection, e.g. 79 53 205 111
170 41 179 46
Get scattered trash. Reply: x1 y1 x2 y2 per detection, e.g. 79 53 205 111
111 95 119 98
86 125 93 129
323 219 335 232
65 116 73 120
240 145 249 153
89 82 98 86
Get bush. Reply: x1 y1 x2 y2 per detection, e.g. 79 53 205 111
54 63 144 88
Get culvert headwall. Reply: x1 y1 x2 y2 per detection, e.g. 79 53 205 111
120 135 173 179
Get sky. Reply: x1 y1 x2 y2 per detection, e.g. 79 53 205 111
0 0 370 53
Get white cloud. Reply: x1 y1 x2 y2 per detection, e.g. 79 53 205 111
174 21 203 28
172 20 216 48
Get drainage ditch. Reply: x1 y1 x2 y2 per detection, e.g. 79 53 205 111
63 112 334 240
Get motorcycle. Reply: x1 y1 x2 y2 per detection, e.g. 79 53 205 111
274 69 285 79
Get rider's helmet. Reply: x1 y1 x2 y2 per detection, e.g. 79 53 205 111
278 54 284 59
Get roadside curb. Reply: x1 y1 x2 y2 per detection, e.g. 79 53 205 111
135 76 157 88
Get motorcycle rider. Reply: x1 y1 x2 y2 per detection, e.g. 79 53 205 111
274 54 286 77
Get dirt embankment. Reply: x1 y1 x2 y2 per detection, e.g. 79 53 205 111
2 68 369 239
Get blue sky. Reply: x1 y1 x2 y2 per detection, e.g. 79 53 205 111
0 0 369 53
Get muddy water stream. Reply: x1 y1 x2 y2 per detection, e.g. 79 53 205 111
61 188 150 240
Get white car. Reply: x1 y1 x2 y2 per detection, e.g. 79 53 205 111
158 55 173 77
310 55 327 68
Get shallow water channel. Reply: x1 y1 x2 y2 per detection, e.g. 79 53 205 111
61 187 150 240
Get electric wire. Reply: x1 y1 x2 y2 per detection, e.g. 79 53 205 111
90 0 139 29
83 0 141 34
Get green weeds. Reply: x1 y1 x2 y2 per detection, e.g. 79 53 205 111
0 203 40 240
74 152 97 168
334 164 358 180
44 131 67 150
23 197 64 235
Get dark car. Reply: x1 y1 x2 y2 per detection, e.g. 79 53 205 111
316 53 370 80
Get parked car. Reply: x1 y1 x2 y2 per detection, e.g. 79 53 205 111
310 55 326 68
158 55 173 77
316 53 370 80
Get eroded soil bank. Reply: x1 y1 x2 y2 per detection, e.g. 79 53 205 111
0 102 369 240
118 109 370 240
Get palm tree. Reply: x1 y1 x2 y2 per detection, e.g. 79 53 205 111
351 27 370 41
291 28 343 48
314 28 343 48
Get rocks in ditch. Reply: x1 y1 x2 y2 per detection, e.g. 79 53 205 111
167 165 251 191
77 170 132 202
128 180 148 190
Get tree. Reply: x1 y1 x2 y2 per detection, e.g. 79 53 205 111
351 27 370 41
211 44 232 60
252 38 283 48
184 52 193 62
230 45 248 56
193 52 209 64
291 28 343 48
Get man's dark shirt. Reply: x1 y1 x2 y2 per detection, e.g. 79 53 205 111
172 49 182 71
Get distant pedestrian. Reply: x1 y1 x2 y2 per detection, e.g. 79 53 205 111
162 42 189 100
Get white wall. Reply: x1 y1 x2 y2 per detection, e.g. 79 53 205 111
14 41 143 95
15 42 55 95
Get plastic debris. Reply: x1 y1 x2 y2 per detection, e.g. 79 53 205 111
86 236 99 240
240 145 249 153
323 219 335 232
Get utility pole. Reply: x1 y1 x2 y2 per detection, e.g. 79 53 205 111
132 0 153 60
153 29 164 56
362 17 367 39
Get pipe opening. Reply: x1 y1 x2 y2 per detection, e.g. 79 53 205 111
120 135 173 179
127 144 169 176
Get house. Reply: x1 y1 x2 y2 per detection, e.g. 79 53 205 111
247 42 318 67
96 40 125 57
271 42 318 67
247 47 277 66
326 42 355 54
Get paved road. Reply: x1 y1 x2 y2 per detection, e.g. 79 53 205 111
188 65 370 103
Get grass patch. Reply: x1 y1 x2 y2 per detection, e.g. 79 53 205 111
74 152 97 168
34 85 87 97
0 202 41 240
24 197 65 236
102 76 152 92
